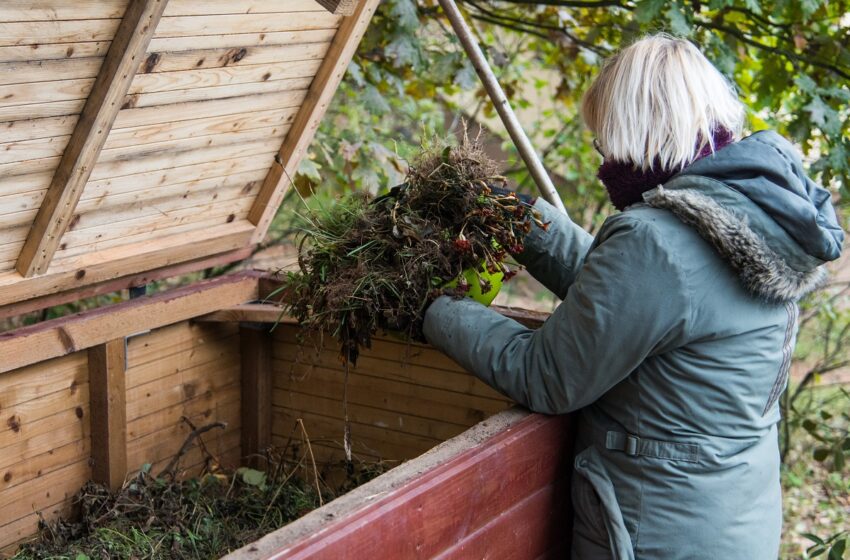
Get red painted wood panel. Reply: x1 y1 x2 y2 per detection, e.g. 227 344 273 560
269 413 575 560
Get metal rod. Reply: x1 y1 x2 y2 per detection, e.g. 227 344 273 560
438 0 566 214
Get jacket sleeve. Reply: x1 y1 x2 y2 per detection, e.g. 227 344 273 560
423 214 691 414
514 198 594 300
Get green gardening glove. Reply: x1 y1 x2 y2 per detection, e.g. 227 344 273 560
443 265 504 306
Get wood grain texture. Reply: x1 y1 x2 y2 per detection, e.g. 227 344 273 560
0 271 259 374
16 0 170 277
0 247 252 322
240 325 273 468
224 412 575 560
88 339 128 491
0 221 255 311
249 0 380 243
197 303 291 323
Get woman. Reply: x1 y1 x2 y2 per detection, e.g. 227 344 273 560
422 35 843 559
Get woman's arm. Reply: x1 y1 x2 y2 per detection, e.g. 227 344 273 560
423 214 690 414
515 198 594 300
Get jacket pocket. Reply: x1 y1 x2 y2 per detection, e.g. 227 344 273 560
573 447 636 560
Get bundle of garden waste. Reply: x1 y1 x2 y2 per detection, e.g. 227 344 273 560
12 442 383 560
277 135 546 365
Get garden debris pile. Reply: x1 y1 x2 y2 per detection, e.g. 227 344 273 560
12 446 384 560
278 136 546 364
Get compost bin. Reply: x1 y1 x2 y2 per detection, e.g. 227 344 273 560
0 1 575 558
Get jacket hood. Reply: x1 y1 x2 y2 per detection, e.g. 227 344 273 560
643 130 844 303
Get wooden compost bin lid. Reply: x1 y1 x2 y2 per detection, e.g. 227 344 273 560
0 0 377 311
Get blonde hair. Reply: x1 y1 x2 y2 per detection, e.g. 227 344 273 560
581 34 745 171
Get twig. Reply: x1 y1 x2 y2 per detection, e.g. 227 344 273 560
297 419 324 507
158 420 227 479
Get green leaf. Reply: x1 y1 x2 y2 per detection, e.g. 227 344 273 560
634 0 666 23
803 418 819 432
298 157 323 183
362 84 391 115
828 538 846 560
76 554 91 560
665 6 692 37
237 467 267 488
813 446 830 461
803 532 826 546
389 0 419 30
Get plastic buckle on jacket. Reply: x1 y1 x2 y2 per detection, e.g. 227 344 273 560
625 435 640 456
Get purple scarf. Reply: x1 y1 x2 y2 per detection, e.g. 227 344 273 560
598 128 735 211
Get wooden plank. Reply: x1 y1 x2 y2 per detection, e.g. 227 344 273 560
0 135 71 166
249 0 380 243
0 115 78 144
128 59 323 94
140 42 330 74
0 407 90 472
127 399 240 470
104 109 297 150
0 439 89 493
57 201 257 258
316 0 358 16
128 383 240 440
0 98 83 123
0 78 93 108
166 0 330 16
272 408 437 460
272 365 507 427
0 58 101 86
125 77 313 109
0 380 89 434
198 303 289 323
0 460 90 541
231 412 574 560
0 353 87 412
0 42 111 63
241 325 273 468
0 1 328 22
16 0 170 277
0 247 252 322
0 20 122 48
88 339 128 491
0 270 260 373
127 327 238 382
149 29 336 53
154 13 342 38
81 153 275 199
113 91 309 129
127 357 240 413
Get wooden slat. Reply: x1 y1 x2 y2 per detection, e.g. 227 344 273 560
0 270 259 373
198 303 289 323
128 383 240 441
0 439 89 494
0 353 87 413
148 29 336 52
88 339 128 491
128 59 321 94
103 109 297 150
0 58 101 86
240 325 272 468
0 407 90 471
113 91 309 129
124 78 313 109
0 461 90 551
0 20 122 48
0 115 78 144
141 42 330 74
0 247 252 323
249 0 380 243
229 412 574 560
16 0 170 277
0 42 111 63
316 0 358 16
154 13 342 38
0 1 329 22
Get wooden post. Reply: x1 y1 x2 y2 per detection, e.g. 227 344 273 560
240 324 273 468
88 339 128 491
16 0 170 277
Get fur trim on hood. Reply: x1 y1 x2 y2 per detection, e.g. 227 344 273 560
644 185 828 303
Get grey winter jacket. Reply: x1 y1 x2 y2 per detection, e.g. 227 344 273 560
422 131 843 559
